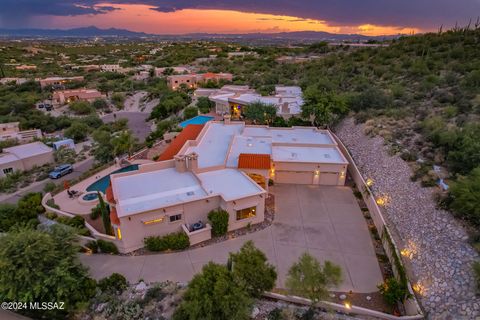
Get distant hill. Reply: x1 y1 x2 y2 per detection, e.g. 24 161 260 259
0 26 149 37
0 26 397 42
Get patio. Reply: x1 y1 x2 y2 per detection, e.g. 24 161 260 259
53 159 153 216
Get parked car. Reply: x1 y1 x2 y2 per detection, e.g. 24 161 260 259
38 104 45 108
45 104 53 111
49 164 73 179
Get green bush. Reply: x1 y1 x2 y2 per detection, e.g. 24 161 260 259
183 106 198 120
98 273 128 293
44 211 58 220
144 232 189 252
378 277 409 306
90 205 101 220
85 240 98 253
97 239 119 254
208 209 229 237
43 181 56 193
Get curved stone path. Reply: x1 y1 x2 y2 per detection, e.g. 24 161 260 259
336 118 479 319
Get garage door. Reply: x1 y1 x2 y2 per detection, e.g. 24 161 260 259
319 172 339 185
276 171 313 184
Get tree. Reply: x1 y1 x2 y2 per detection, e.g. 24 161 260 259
285 253 342 304
92 129 114 163
449 167 480 226
111 93 125 109
208 209 229 236
64 121 90 142
301 87 348 127
97 191 113 235
173 262 251 320
229 241 277 297
0 226 96 319
0 192 43 232
243 102 277 125
112 130 137 157
183 106 199 120
54 146 76 164
196 96 214 114
69 100 94 115
92 98 108 110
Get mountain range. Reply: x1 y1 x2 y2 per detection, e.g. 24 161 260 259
0 26 399 42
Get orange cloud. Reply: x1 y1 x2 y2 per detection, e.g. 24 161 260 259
43 3 422 36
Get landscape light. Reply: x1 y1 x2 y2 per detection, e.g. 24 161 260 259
344 302 351 309
366 178 374 187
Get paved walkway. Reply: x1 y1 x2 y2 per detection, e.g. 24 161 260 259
336 118 480 318
81 185 383 293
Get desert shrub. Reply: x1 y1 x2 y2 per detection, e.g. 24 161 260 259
208 209 229 236
98 273 128 294
183 106 198 120
97 239 119 254
144 232 189 252
43 181 56 193
44 211 58 220
473 262 480 294
85 240 98 253
378 277 409 306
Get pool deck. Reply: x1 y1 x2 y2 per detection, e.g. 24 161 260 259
53 159 153 216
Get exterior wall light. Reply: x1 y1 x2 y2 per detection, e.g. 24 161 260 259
366 178 374 187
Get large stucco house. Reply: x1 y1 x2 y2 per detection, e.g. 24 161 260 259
106 118 348 253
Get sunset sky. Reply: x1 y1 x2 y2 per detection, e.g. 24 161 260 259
0 1 478 36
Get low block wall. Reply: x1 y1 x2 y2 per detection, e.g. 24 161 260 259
329 131 423 318
182 223 212 246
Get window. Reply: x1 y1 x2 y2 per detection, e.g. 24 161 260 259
236 206 256 221
169 214 182 222
3 168 13 175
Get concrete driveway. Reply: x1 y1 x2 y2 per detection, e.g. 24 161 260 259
80 184 383 293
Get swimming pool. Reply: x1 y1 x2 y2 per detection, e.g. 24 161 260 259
179 115 214 128
86 164 139 193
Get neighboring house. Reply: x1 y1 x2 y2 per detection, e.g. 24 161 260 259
15 65 37 70
0 122 42 142
0 142 53 177
167 73 233 90
71 65 101 72
228 51 259 58
106 119 348 253
154 66 192 77
0 78 29 85
100 64 123 73
52 89 105 107
209 85 304 118
39 76 84 89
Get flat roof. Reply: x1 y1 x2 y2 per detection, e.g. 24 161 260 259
272 146 347 164
242 127 335 145
183 122 243 168
113 168 207 217
0 153 20 165
3 142 52 159
197 168 265 201
226 135 272 167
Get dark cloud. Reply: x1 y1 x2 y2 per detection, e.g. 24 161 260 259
0 0 478 30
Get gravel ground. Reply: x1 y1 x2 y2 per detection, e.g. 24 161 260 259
335 118 479 319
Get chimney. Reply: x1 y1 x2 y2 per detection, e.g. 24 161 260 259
187 152 199 172
224 114 231 125
174 155 187 172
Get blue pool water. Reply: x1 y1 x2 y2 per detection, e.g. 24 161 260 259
82 193 99 201
86 164 139 193
179 115 214 128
